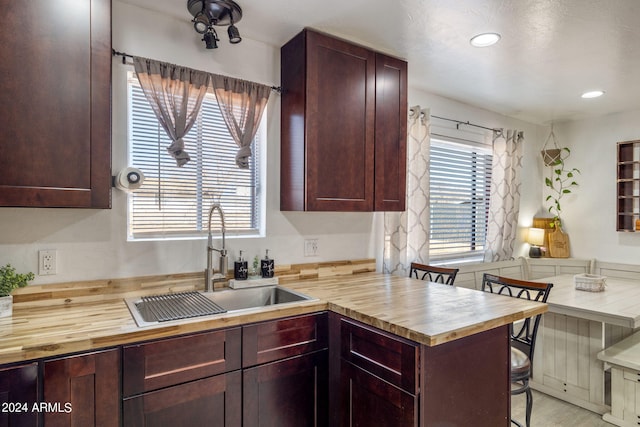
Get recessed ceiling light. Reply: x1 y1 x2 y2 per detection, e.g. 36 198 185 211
581 90 605 99
470 33 501 47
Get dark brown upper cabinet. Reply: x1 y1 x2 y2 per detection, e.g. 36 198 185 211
281 29 407 212
0 0 112 208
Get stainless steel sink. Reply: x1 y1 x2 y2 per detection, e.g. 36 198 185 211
204 285 313 311
125 285 317 327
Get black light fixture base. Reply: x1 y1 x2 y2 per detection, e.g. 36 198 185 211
529 246 542 258
187 0 243 27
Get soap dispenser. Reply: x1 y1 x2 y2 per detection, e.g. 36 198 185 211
234 250 248 280
261 249 274 278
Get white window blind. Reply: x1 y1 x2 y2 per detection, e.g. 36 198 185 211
127 74 262 240
429 137 492 262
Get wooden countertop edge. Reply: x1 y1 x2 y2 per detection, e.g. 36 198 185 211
328 302 548 346
0 301 330 365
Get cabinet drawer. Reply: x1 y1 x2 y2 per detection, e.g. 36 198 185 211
123 370 242 427
340 317 418 394
243 312 328 367
123 327 241 397
623 368 640 382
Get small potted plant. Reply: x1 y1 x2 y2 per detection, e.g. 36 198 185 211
0 264 34 317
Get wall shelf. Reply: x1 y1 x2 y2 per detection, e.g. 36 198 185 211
617 140 640 231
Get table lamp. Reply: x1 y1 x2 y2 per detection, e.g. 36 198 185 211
528 228 545 258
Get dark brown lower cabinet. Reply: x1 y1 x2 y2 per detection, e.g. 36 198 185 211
43 348 120 427
340 360 418 426
123 371 242 427
243 350 328 427
334 315 419 427
330 313 511 427
0 362 39 427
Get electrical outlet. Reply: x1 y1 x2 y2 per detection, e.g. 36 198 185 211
304 239 319 257
39 250 57 275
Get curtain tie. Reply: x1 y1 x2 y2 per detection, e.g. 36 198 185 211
235 145 252 169
167 138 191 167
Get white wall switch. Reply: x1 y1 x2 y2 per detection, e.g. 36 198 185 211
304 239 319 257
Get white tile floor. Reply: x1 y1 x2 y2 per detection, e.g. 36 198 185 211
511 390 614 427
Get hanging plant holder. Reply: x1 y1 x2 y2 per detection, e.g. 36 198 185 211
541 127 564 166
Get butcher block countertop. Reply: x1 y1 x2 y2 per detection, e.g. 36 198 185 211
0 263 547 365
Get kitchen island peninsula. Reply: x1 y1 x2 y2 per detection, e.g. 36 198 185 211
0 267 546 426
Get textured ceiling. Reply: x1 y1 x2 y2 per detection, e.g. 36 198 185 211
120 0 640 124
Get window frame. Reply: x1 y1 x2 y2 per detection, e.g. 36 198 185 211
428 135 493 264
125 72 266 242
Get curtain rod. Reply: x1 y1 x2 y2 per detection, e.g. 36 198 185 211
430 114 501 132
112 49 282 93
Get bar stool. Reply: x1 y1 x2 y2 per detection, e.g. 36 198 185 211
409 262 459 285
481 273 553 427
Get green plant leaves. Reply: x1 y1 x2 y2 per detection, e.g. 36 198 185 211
545 147 580 221
0 264 34 297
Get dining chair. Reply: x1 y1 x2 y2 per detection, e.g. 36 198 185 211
409 262 459 286
481 273 553 427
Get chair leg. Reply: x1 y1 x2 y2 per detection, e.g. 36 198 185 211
525 383 533 427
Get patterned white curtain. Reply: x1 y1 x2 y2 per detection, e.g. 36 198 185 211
484 129 524 261
383 106 430 276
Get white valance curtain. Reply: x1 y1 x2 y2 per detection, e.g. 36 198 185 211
383 106 431 276
133 56 271 168
484 129 524 261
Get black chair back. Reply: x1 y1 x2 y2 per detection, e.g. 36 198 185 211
481 273 553 363
409 263 459 286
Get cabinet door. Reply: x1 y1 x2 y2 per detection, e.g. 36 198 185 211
43 348 120 427
538 313 600 402
0 0 111 208
0 362 38 427
305 30 376 211
339 360 417 427
123 370 241 427
243 350 328 427
374 53 407 211
621 368 640 423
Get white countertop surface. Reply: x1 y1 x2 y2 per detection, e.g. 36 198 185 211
598 330 640 370
535 274 640 328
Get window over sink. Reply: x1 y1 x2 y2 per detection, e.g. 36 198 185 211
429 136 492 263
126 73 265 240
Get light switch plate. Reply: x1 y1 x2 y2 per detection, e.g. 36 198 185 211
304 239 319 257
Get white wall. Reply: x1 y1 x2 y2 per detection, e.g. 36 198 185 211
0 1 556 285
553 110 640 263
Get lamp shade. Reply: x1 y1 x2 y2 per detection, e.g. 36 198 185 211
528 228 545 246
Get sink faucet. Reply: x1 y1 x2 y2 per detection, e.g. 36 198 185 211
205 204 228 292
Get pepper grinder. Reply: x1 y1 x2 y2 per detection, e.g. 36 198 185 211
234 250 248 280
261 249 275 278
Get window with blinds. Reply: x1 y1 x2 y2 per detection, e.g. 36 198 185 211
429 137 492 262
127 74 262 240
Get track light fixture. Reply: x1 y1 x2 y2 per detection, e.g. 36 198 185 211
187 0 243 50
